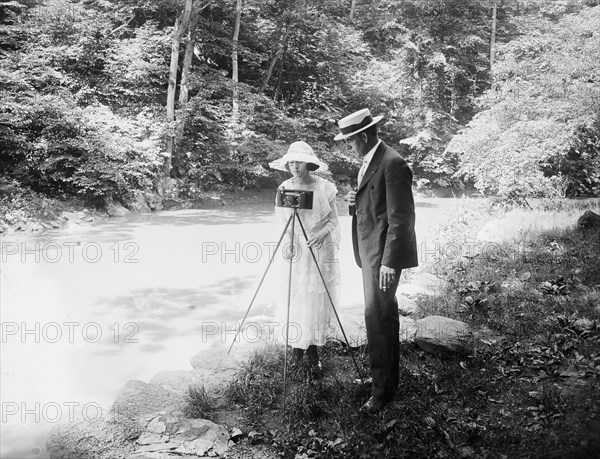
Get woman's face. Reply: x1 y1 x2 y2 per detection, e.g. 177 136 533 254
288 161 309 178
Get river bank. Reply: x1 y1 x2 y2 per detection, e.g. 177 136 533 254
0 184 278 234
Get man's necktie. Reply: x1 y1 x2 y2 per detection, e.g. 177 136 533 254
357 158 369 185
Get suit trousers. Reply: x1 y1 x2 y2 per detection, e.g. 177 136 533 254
361 265 401 400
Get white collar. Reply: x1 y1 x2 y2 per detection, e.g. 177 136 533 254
361 139 382 165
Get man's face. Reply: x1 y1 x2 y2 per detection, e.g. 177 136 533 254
346 133 369 156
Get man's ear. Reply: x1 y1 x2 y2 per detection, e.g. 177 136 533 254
361 132 367 143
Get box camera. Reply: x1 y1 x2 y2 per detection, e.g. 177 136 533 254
276 189 313 209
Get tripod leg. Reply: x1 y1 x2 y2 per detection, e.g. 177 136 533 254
295 214 365 381
227 212 294 355
282 209 296 416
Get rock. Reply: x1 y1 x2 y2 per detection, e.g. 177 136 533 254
414 315 473 356
573 318 595 331
169 418 229 456
578 210 600 230
230 428 243 440
149 370 202 395
137 431 169 445
191 196 224 209
130 415 230 458
397 294 418 316
163 198 184 210
47 411 142 459
399 316 418 342
189 343 264 391
29 221 45 231
157 177 180 200
62 211 84 223
127 190 152 213
111 380 186 420
143 191 163 211
107 201 133 217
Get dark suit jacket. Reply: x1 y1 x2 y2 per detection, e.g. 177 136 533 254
352 141 418 271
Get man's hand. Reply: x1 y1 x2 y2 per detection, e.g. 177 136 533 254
379 265 396 291
345 190 356 206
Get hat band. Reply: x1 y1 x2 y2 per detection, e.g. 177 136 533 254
340 115 373 135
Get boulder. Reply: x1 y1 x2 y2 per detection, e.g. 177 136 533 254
156 177 180 200
578 210 600 230
143 191 163 211
127 414 230 458
399 316 418 342
127 190 152 213
163 198 184 210
414 315 473 356
149 370 202 395
397 294 418 316
106 201 132 218
189 343 264 392
47 411 142 459
62 211 87 225
111 380 186 420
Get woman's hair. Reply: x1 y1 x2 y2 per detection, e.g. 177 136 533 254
285 161 319 172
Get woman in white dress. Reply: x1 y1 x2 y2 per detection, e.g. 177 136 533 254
271 141 341 374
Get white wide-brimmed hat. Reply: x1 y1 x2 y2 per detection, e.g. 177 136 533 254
269 141 325 172
334 108 383 141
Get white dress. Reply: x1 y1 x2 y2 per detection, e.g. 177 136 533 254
274 176 341 349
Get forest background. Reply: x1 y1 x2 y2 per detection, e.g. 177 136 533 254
1 0 599 222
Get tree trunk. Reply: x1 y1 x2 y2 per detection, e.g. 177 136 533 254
260 16 291 94
179 11 199 106
165 14 182 175
489 3 497 70
274 53 285 103
350 0 357 20
231 0 243 125
165 0 194 176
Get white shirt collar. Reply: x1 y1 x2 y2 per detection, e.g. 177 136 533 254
362 139 382 165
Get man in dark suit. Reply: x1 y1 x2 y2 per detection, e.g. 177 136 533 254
335 108 418 414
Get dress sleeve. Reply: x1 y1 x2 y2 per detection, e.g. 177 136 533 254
275 181 293 235
322 181 339 236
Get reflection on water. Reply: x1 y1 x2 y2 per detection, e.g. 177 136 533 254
0 195 454 458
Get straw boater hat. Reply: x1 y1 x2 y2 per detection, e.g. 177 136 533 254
334 108 383 141
269 141 325 172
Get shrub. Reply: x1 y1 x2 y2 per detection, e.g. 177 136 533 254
541 117 600 197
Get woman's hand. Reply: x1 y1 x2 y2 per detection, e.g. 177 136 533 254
307 229 327 249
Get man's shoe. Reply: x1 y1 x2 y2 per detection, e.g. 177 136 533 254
308 360 323 380
360 396 390 415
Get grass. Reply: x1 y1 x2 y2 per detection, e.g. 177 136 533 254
189 198 600 458
184 383 217 420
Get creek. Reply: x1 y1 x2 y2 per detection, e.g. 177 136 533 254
0 193 455 458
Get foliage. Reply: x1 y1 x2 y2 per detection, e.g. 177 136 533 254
0 80 162 200
2 0 598 206
0 179 91 230
448 6 600 198
541 116 600 197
